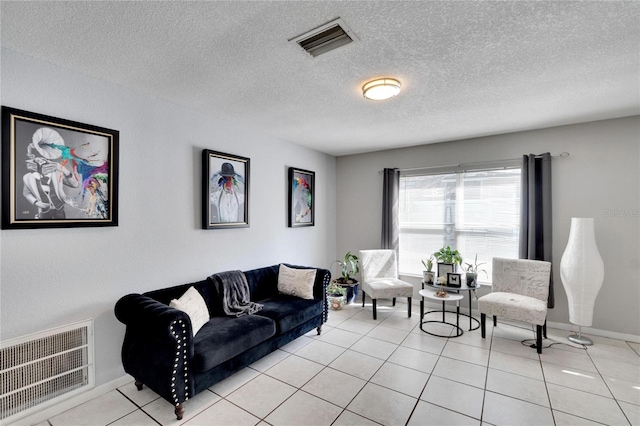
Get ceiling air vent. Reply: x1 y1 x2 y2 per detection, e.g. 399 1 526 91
290 18 359 57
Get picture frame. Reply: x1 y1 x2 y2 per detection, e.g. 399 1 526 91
202 149 249 229
1 106 119 229
288 167 314 227
447 272 462 287
437 262 454 278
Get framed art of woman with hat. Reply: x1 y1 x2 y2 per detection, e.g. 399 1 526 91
202 150 249 229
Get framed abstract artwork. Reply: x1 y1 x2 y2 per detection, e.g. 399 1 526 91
202 149 249 229
288 167 314 227
1 106 119 229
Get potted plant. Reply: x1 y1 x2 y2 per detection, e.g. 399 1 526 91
433 245 463 276
421 255 435 284
326 281 347 310
462 254 487 287
331 251 359 303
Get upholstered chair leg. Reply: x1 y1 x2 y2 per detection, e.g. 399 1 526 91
316 325 322 335
543 320 547 338
135 380 143 391
536 325 543 354
175 403 185 420
392 298 396 306
362 291 366 307
373 299 377 320
481 313 486 338
407 297 411 317
493 315 497 327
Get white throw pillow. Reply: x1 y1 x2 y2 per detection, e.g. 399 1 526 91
277 264 316 300
169 286 210 335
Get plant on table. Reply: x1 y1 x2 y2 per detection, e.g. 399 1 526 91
462 254 487 286
421 255 435 284
332 251 359 285
433 246 463 267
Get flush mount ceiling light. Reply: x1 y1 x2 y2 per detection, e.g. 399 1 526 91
362 78 401 101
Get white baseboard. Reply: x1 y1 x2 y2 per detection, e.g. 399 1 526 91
7 375 132 426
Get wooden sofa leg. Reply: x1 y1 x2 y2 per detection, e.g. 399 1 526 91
175 403 185 420
316 325 322 335
134 380 143 391
481 313 486 338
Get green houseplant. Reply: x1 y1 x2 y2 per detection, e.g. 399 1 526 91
330 251 359 307
462 254 487 287
333 251 359 284
421 255 435 283
433 246 463 268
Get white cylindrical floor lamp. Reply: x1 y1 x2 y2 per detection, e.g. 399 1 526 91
560 218 604 345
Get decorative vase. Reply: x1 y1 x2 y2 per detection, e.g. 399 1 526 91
560 218 604 344
327 295 346 310
465 272 477 287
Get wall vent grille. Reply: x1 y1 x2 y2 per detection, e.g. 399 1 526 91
290 18 359 57
0 319 94 423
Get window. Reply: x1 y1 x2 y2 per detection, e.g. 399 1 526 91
399 167 521 283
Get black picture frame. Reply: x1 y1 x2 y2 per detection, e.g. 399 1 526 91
447 272 462 288
288 167 315 227
202 149 249 229
1 106 119 229
437 262 454 278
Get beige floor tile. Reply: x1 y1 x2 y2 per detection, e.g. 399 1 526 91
539 346 596 372
185 399 259 426
332 410 379 425
249 348 290 372
591 356 640 382
110 409 159 426
619 400 640 426
408 401 480 426
264 354 324 387
387 345 439 374
486 368 550 407
49 391 137 426
400 331 447 355
552 410 603 425
603 375 640 405
483 391 554 426
335 317 377 335
442 340 490 366
490 335 540 360
489 350 544 380
118 380 160 407
542 362 611 397
329 349 384 381
547 383 629 425
365 324 410 344
317 327 362 348
302 367 367 408
347 382 417 426
293 339 346 365
280 335 314 353
265 390 343 426
421 376 484 419
226 375 295 419
349 335 399 360
370 362 429 398
432 356 488 389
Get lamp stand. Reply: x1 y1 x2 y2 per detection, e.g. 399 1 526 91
568 326 593 346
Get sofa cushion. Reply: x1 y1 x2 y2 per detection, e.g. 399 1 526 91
192 315 276 372
255 296 322 334
277 264 316 300
169 286 210 335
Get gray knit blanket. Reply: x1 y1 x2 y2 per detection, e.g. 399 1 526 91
209 270 263 317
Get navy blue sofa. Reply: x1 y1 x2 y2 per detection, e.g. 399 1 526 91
114 264 330 420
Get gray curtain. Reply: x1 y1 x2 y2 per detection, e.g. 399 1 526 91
519 153 554 308
381 168 400 251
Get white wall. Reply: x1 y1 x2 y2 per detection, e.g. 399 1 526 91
0 48 336 385
337 116 640 337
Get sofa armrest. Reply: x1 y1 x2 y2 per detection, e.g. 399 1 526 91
114 294 195 405
312 268 331 323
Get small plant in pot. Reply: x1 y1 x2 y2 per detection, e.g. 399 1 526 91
326 281 347 310
331 251 359 304
433 245 463 273
421 255 435 284
463 254 487 287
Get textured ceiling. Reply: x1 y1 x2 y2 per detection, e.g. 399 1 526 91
1 1 638 156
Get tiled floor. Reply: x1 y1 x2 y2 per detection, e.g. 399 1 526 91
35 301 640 425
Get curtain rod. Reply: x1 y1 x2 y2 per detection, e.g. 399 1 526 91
379 152 570 174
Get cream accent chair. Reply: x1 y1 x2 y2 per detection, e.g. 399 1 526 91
359 250 413 320
478 258 552 354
